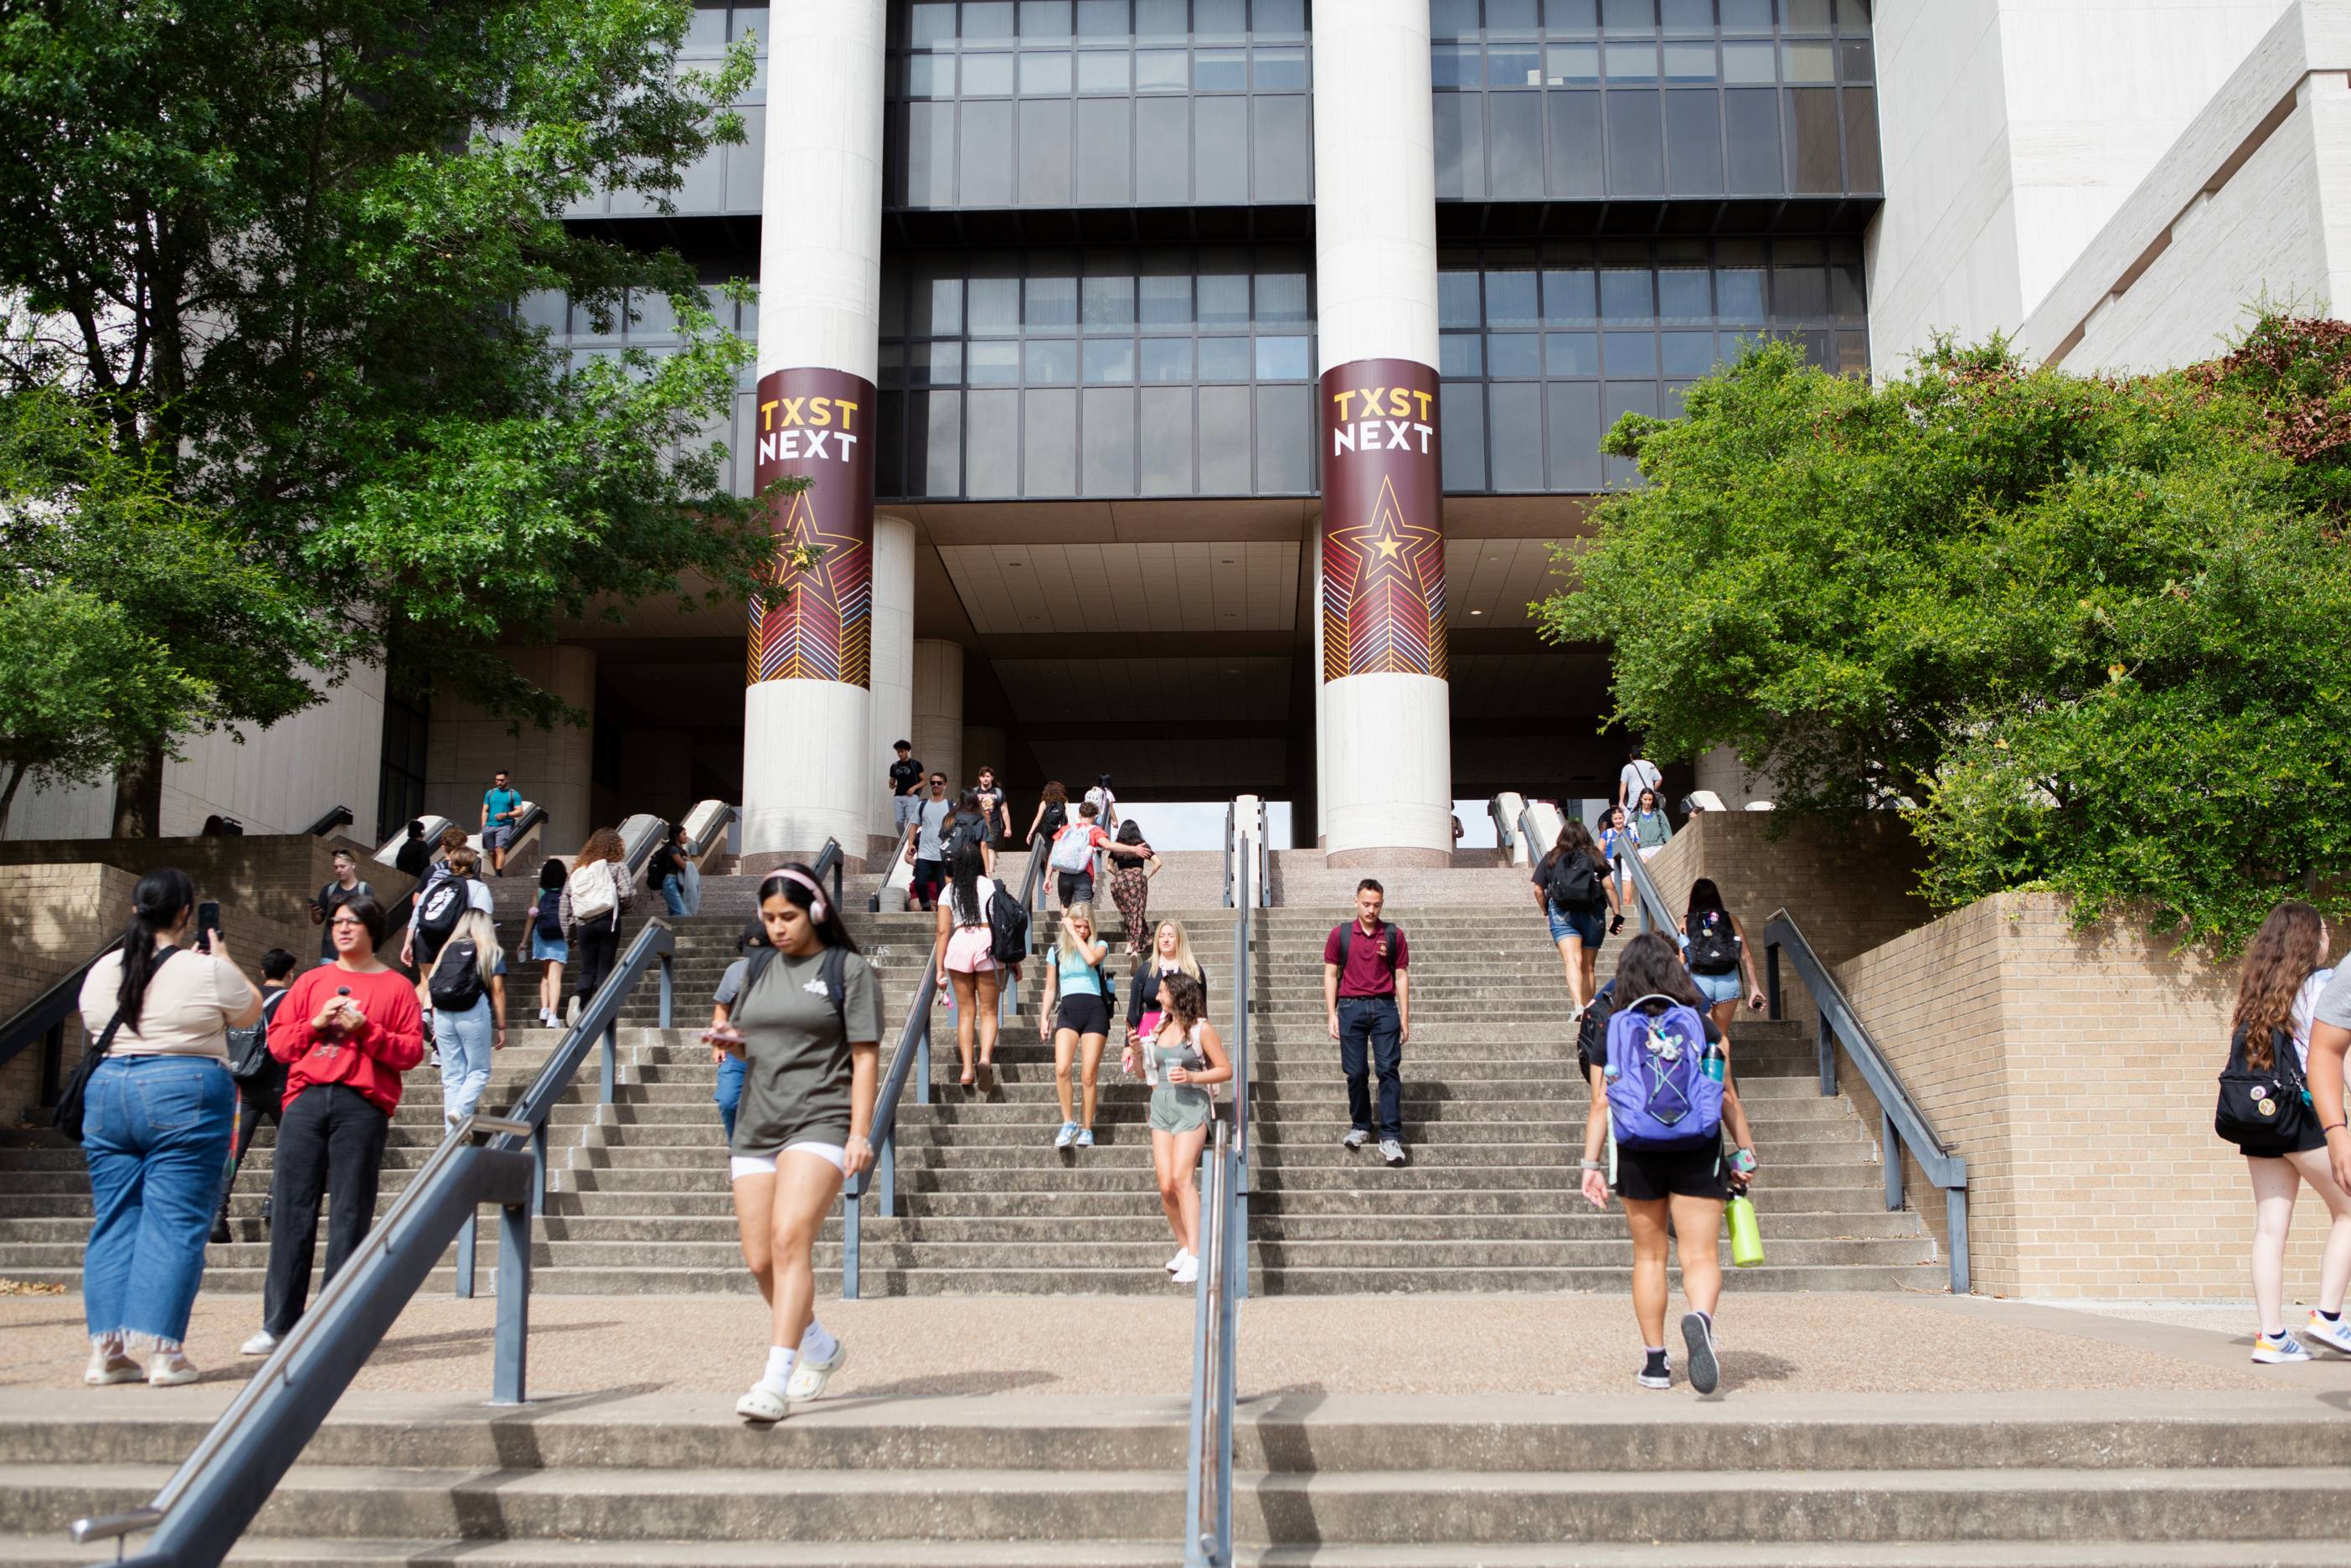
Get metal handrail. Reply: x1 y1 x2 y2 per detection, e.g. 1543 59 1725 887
682 802 739 860
1617 827 1680 936
841 839 1047 1298
1762 907 1969 1295
0 934 124 1102
301 804 354 838
1230 853 1254 1298
1221 801 1236 909
80 922 679 1565
1253 799 1271 910
1183 1118 1238 1568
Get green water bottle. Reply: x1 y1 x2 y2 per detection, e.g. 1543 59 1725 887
1726 1191 1765 1269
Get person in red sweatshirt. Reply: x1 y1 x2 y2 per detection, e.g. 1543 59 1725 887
241 893 425 1355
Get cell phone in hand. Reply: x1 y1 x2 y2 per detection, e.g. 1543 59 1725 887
195 901 222 952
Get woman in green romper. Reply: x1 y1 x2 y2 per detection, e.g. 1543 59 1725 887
1142 972 1230 1285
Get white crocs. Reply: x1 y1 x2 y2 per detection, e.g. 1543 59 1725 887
786 1340 847 1402
735 1382 788 1423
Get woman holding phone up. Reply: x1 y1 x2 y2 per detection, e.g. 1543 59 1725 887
704 866 880 1423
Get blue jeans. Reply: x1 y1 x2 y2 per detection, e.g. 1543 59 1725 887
1337 996 1404 1141
435 999 495 1127
714 1054 745 1142
658 874 687 917
81 1055 236 1346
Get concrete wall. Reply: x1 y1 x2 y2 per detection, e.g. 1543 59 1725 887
1870 0 2292 370
1836 891 2337 1298
425 647 596 856
1640 809 1933 1034
0 862 139 1123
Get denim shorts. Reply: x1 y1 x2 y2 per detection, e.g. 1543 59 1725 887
1547 902 1606 949
1689 967 1744 1006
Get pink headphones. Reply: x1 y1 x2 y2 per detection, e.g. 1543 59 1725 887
773 868 828 923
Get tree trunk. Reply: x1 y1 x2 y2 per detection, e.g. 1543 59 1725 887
111 745 166 838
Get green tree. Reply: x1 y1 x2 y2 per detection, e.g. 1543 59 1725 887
0 0 781 833
1539 322 2351 952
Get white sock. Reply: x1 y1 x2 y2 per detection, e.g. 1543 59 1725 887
761 1344 797 1393
799 1320 838 1364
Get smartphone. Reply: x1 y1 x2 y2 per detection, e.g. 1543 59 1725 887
195 901 222 952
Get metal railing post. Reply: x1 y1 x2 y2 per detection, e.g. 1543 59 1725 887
658 952 673 1029
454 1210 477 1300
916 1015 932 1106
1883 1113 1903 1210
491 1193 533 1405
530 1122 548 1220
1816 1015 1837 1097
1947 1189 1972 1295
877 1131 896 1216
843 1195 863 1301
1766 943 1782 1021
600 1022 617 1105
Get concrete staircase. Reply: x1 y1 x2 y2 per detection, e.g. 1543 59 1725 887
3 1390 2348 1564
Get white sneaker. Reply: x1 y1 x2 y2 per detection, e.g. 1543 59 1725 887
2306 1311 2351 1356
1172 1254 1200 1284
240 1329 280 1357
147 1352 200 1387
1054 1122 1078 1149
1379 1138 1407 1168
2253 1328 2314 1364
1165 1248 1191 1274
786 1339 847 1401
1340 1129 1369 1152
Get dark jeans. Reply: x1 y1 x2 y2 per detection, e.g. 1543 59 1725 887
261 1084 390 1336
572 914 621 1004
1337 995 1403 1141
912 859 944 910
1056 869 1095 908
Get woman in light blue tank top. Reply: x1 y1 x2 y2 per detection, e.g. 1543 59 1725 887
1038 904 1112 1150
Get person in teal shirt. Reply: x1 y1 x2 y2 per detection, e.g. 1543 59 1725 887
481 771 523 877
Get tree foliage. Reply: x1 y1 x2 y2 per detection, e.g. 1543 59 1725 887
0 0 779 830
1539 319 2351 952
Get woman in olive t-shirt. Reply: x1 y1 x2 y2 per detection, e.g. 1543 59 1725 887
704 866 880 1424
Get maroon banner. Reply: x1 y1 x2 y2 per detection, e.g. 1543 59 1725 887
1319 358 1446 683
747 366 875 689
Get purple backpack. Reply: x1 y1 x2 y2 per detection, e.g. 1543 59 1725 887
1604 995 1723 1150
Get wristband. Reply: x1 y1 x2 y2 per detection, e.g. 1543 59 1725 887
1580 1158 1602 1171
2327 1123 2348 1136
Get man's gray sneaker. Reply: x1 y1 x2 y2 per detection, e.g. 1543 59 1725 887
1379 1138 1406 1167
1341 1129 1370 1151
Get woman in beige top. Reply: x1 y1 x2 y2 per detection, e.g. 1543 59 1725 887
75 868 261 1387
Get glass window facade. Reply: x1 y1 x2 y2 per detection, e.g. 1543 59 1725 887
888 0 1313 207
1436 236 1866 493
1429 0 1879 199
874 245 1318 498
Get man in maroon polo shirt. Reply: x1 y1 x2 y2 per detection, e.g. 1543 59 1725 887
1322 879 1412 1168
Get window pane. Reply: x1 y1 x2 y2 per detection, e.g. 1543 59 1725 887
1720 40 1775 82
1077 0 1130 37
1487 333 1540 376
1084 338 1137 382
1545 44 1600 84
1441 382 1487 491
1545 0 1599 33
1772 259 1828 317
1488 0 1541 31
1434 92 1486 198
1199 266 1250 326
1783 0 1833 29
1432 44 1482 89
1019 98 1073 203
1787 87 1841 190
1600 268 1653 319
1606 90 1664 191
733 4 767 44
914 258 964 334
1543 265 1597 325
1546 331 1598 374
1661 0 1713 32
1140 337 1193 380
1195 48 1248 90
1139 385 1192 493
905 102 955 206
1082 386 1136 493
1844 85 1882 188
1715 266 1765 318
1603 0 1655 28
1024 388 1078 495
1839 38 1873 81
963 53 1015 94
1075 96 1132 201
966 390 1019 495
1664 89 1724 192
1547 91 1603 196
1254 0 1307 34
966 2 1016 39
1135 96 1188 198
1602 380 1657 486
1255 46 1307 89
1026 272 1078 328
1489 383 1544 490
1254 94 1312 204
962 101 1015 202
906 54 952 96
1548 379 1603 489
1255 336 1310 379
1431 0 1480 37
1199 337 1251 379
1663 43 1715 81
1480 49 1535 90
1083 273 1135 328
1719 0 1771 29
1140 267 1192 326
1489 94 1545 196
1658 267 1711 322
917 390 962 495
1255 264 1311 323
1025 339 1076 384
1724 88 1784 191
1602 330 1657 375
1135 0 1184 39
1077 50 1131 90
1661 330 1715 376
1605 42 1658 80
910 3 957 44
1487 266 1540 327
1020 51 1072 92
1137 49 1188 90
1782 41 1834 83
1256 384 1312 492
1194 95 1248 201
1440 333 1483 377
1837 0 1872 32
1021 0 1073 37
1195 0 1245 39
968 340 1021 384
915 341 964 386
1199 385 1251 491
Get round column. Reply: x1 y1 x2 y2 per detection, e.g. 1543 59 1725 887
868 513 916 859
740 0 887 874
911 639 966 797
1312 0 1453 867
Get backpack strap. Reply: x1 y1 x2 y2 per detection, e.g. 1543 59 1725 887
1337 923 1350 972
822 946 848 1036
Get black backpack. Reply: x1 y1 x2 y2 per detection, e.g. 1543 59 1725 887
1039 800 1068 837
1336 921 1405 973
743 946 855 1037
429 938 487 1011
1546 851 1603 910
533 888 564 941
416 875 468 945
227 988 288 1083
2216 1026 2316 1153
987 884 1031 967
1686 910 1741 976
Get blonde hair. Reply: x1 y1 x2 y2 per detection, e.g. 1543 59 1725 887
446 846 481 877
1059 902 1099 957
1152 921 1202 982
431 908 504 985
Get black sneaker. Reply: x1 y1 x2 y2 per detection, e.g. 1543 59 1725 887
1637 1350 1671 1390
209 1214 231 1246
1681 1311 1719 1395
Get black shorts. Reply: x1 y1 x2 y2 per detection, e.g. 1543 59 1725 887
1613 1141 1730 1203
2245 1120 2329 1158
1055 993 1111 1038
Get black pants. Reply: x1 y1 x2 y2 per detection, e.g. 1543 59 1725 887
214 1088 283 1220
1338 995 1404 1141
261 1084 389 1336
572 914 622 1004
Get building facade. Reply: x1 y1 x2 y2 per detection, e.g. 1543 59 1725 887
12 0 2335 859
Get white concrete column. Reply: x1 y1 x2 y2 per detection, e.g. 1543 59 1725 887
911 640 965 796
1312 0 1452 867
869 513 916 856
741 0 886 873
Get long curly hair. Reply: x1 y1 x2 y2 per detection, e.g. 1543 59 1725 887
2234 900 2328 1070
575 827 626 866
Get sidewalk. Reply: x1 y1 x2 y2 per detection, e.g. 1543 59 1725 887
0 1291 2323 1401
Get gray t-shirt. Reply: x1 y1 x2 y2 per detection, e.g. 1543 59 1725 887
729 946 883 1155
2312 967 2351 1033
714 957 749 1009
1620 758 1662 806
915 798 953 859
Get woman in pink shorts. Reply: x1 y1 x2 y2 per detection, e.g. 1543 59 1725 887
932 840 1002 1090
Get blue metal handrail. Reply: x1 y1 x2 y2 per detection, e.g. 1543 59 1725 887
840 838 1047 1298
1253 798 1271 909
1221 801 1236 908
1762 907 1970 1295
72 917 678 1565
1183 1117 1237 1568
1230 853 1255 1298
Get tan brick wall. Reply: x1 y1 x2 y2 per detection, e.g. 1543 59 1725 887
1639 810 1933 1032
0 863 140 1125
1836 890 2338 1299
